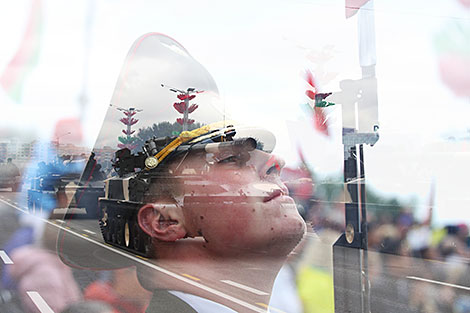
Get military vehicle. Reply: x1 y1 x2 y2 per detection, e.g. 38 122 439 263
27 153 105 219
0 159 22 192
99 124 267 256
72 33 276 256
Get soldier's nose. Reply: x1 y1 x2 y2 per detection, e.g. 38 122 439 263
260 154 285 177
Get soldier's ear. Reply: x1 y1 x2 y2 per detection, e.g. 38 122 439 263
138 203 186 242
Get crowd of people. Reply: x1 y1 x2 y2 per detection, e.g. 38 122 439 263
298 188 470 313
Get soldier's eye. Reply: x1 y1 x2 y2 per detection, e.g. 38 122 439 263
266 165 279 175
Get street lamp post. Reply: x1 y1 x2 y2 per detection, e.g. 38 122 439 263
55 131 71 150
51 131 71 162
161 84 201 132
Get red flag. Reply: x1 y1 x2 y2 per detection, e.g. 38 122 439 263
0 0 43 103
305 70 316 89
303 70 329 136
305 90 316 100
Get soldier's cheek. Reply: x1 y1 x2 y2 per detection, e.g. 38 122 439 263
202 204 259 244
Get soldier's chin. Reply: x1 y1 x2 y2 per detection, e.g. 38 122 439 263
262 232 305 257
259 218 306 257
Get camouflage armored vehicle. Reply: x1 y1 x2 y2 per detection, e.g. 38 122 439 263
27 153 105 219
99 124 266 256
78 33 276 256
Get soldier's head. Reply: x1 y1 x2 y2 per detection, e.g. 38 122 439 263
136 128 306 258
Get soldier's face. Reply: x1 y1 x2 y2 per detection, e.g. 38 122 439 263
172 149 306 256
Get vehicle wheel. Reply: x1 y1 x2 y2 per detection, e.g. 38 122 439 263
131 221 141 252
27 194 33 212
32 197 39 214
124 220 131 248
107 217 116 243
115 217 125 246
31 198 36 214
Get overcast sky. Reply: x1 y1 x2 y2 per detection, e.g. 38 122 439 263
1 0 469 224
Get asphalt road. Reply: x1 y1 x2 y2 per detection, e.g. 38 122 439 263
0 189 296 313
1 189 469 313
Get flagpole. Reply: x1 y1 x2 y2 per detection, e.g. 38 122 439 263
332 1 379 312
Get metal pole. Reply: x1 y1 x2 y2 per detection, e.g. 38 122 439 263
358 144 370 313
183 92 189 132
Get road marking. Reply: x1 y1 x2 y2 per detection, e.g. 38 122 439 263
81 233 89 237
13 202 18 205
0 198 267 313
136 255 148 261
182 273 200 281
0 198 28 213
55 219 65 223
0 250 13 264
221 280 268 296
407 276 470 291
27 291 54 313
256 303 286 313
83 229 96 235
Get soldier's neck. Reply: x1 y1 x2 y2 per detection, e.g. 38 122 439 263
138 239 286 312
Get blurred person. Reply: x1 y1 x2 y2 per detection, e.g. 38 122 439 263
371 223 401 250
1 201 82 312
83 268 152 313
456 224 470 248
1 210 46 289
454 295 470 313
436 234 470 312
406 222 438 260
439 234 469 264
295 226 338 313
5 158 20 176
370 234 418 313
0 157 22 191
269 264 303 313
9 246 81 313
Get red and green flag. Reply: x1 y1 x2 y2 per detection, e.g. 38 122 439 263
0 0 43 103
